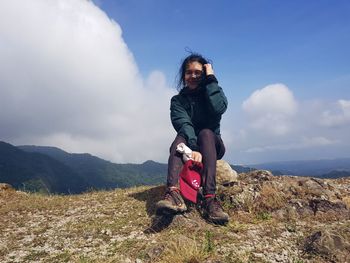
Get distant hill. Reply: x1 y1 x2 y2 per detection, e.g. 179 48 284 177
0 142 167 194
231 164 256 174
318 170 350 179
250 158 350 178
0 141 89 193
17 145 167 191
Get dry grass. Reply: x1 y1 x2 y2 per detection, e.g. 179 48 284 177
157 234 209 263
1 177 350 263
253 183 286 213
342 196 350 209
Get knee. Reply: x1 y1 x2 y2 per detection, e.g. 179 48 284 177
198 129 215 142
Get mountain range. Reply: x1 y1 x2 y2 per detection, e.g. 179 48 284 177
1 141 349 194
0 141 166 194
250 158 350 177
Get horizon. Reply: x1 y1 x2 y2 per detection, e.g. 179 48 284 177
8 141 350 167
0 0 349 164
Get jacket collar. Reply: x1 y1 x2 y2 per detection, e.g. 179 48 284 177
180 85 204 95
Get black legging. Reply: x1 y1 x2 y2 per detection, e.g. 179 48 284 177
167 129 225 195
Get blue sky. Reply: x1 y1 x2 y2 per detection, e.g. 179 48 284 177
97 0 350 101
0 0 349 164
95 0 350 163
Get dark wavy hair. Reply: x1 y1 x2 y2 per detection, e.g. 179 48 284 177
176 53 210 91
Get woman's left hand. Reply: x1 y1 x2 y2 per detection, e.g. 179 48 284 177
203 64 214 76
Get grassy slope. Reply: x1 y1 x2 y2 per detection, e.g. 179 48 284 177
1 182 349 263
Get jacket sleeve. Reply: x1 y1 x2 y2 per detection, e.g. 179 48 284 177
203 75 228 116
170 96 199 151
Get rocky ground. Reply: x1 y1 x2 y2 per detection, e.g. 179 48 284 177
1 169 350 263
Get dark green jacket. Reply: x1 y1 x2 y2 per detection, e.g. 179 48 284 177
170 75 228 151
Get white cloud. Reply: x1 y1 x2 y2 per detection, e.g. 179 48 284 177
0 0 175 163
242 83 298 135
242 84 297 115
320 99 350 127
0 0 349 165
228 85 350 163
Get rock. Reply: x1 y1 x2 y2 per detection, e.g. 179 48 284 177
343 196 350 209
248 170 273 181
299 178 333 198
309 199 348 215
288 199 314 217
216 160 238 185
303 230 350 262
146 245 164 261
0 183 14 191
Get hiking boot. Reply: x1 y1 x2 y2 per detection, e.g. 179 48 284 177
203 196 229 225
156 187 187 215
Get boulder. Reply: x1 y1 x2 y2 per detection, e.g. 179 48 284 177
216 160 238 186
303 230 350 262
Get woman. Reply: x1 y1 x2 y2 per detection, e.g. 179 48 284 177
156 53 229 224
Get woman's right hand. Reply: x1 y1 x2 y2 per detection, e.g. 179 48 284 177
203 63 214 76
192 151 202 163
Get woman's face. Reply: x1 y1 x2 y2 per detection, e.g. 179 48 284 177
184 61 204 90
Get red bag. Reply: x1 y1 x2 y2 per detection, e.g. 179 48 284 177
179 160 203 203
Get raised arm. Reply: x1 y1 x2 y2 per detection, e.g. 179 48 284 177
203 64 228 116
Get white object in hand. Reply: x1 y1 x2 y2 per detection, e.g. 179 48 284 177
176 143 193 162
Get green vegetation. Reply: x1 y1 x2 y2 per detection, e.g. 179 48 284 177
0 142 166 194
256 211 272 221
203 230 215 253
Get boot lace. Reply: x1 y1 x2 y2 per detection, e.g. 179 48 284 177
208 197 223 212
165 188 183 206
